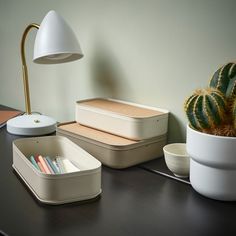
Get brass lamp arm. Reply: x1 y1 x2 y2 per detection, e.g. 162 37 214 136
20 23 39 115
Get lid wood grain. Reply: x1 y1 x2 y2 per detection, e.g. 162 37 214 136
58 123 137 146
78 99 163 118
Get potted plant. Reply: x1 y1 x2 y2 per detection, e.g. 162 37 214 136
184 62 236 201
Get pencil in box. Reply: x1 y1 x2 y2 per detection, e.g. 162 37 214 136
45 156 59 174
38 155 51 174
29 155 80 174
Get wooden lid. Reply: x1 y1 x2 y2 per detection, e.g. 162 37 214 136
78 98 163 118
58 122 137 146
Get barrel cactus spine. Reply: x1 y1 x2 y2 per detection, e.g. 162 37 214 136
233 99 236 129
184 88 226 132
209 62 236 99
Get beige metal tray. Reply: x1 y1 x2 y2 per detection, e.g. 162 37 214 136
12 136 102 205
57 122 167 169
76 98 169 140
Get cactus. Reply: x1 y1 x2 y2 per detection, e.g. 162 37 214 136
184 88 226 132
211 124 236 137
233 99 236 129
209 62 236 99
185 63 236 137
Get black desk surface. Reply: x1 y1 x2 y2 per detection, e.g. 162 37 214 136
0 108 236 236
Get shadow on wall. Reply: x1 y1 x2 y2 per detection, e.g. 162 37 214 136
168 113 186 143
90 39 130 98
89 38 186 143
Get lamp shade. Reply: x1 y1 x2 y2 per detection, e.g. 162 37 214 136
33 10 83 64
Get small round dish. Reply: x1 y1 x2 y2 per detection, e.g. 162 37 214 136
163 143 190 178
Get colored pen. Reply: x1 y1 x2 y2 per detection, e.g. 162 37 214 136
52 160 60 174
38 155 51 174
35 156 46 173
29 156 40 171
56 157 66 174
46 156 59 174
43 157 55 174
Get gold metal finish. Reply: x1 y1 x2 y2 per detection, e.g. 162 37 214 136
21 23 39 114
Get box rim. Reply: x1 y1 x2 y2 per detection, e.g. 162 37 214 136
57 122 167 151
13 136 102 179
13 165 102 205
76 98 169 121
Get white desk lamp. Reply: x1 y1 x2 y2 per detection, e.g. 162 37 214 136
7 10 83 136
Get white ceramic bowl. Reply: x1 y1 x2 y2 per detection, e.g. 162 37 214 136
163 143 190 178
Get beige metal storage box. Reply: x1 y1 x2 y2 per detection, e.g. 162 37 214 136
12 136 102 205
76 98 169 140
57 122 167 169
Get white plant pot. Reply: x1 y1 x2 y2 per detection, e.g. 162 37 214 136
186 125 236 201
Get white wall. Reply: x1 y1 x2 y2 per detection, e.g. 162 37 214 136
1 0 236 142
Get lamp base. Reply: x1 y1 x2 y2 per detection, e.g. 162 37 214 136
7 114 57 136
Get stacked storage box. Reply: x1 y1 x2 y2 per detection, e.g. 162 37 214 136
57 98 169 169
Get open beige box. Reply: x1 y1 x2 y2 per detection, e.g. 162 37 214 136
57 122 167 169
76 98 169 140
12 136 102 205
